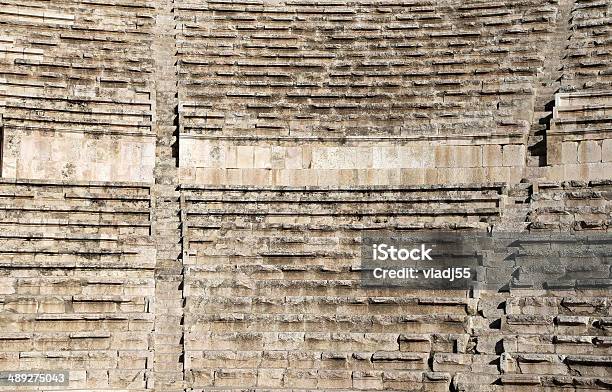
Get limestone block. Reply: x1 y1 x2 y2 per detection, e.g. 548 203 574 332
371 352 428 370
289 351 320 369
312 147 346 169
560 141 578 164
317 169 341 186
442 167 488 184
398 145 429 168
225 168 242 184
253 146 271 169
565 355 612 377
339 169 359 186
400 168 426 185
109 369 146 389
242 168 272 186
483 145 503 167
261 351 288 368
502 144 526 167
34 337 71 353
399 334 432 352
117 351 150 369
373 146 401 169
435 145 482 168
504 315 555 334
352 371 384 390
285 369 317 388
214 369 257 387
0 279 16 295
195 168 224 185
302 146 313 168
271 147 286 169
603 139 612 162
256 368 285 387
183 139 220 168
432 353 473 372
70 334 111 350
6 298 37 314
471 354 502 374
285 146 303 169
515 354 567 375
381 370 423 390
475 335 503 354
578 140 602 163
317 370 352 389
225 145 237 167
499 374 541 386
236 146 254 168
188 369 214 386
0 334 32 352
86 369 110 388
554 335 599 355
1 157 17 177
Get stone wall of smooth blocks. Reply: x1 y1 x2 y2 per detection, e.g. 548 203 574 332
179 137 527 186
2 129 155 182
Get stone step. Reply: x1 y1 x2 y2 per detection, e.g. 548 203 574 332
152 333 183 346
155 135 176 144
155 266 183 276
154 219 181 228
157 252 182 261
154 162 178 173
154 234 181 242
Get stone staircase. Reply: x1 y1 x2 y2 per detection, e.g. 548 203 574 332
151 185 184 392
527 0 574 169
150 0 184 391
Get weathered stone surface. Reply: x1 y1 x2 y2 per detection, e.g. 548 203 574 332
0 1 610 392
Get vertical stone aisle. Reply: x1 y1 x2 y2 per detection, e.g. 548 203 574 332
150 0 184 390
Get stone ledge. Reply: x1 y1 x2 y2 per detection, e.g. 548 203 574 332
179 182 507 192
0 178 152 188
178 132 527 143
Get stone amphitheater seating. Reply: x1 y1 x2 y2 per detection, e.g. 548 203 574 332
0 179 154 389
564 0 612 91
0 0 156 182
0 1 609 391
176 0 567 186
